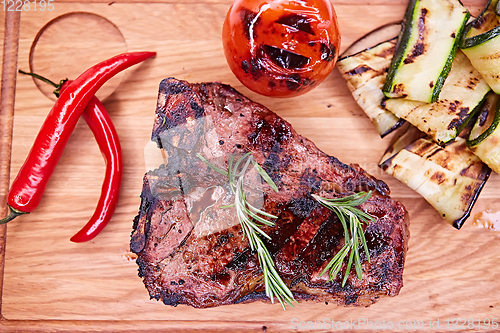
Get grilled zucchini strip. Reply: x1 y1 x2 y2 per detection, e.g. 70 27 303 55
467 91 500 174
461 0 500 94
338 39 404 137
380 126 491 229
383 0 470 103
384 50 490 146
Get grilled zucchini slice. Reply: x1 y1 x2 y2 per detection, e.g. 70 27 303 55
460 0 500 94
384 50 490 146
467 91 500 175
380 126 491 229
383 0 470 103
338 39 404 137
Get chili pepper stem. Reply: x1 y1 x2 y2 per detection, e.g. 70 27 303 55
18 70 68 97
0 205 28 225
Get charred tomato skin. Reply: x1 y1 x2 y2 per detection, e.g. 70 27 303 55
222 0 341 98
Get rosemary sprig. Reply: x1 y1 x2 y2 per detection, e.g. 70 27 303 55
197 152 296 309
312 191 376 286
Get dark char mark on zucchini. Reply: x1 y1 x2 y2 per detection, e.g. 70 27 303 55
403 8 428 65
447 106 470 130
348 64 372 75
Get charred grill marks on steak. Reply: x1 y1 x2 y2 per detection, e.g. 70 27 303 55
131 78 409 308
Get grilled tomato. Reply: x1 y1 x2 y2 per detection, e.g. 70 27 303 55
222 0 341 97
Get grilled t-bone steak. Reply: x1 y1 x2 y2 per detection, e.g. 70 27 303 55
131 77 409 308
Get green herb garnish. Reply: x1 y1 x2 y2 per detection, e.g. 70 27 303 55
312 191 375 286
197 152 296 309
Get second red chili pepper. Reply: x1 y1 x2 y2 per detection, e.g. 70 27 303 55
0 51 155 225
71 94 122 242
58 80 123 242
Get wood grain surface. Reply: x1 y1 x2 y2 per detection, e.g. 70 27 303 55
1 1 499 332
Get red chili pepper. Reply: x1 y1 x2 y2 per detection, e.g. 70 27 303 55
0 51 155 224
71 92 122 242
49 80 122 242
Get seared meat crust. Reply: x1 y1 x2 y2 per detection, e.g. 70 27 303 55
131 78 409 308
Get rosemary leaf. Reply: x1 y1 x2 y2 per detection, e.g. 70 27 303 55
246 210 276 227
247 202 278 219
322 244 349 281
251 159 279 192
312 192 375 286
236 153 253 177
227 154 236 185
195 153 227 176
198 152 296 308
343 247 355 286
220 203 235 209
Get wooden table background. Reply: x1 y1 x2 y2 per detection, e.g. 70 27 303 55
1 1 499 332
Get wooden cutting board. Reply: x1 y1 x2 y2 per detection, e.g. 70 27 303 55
1 1 499 332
